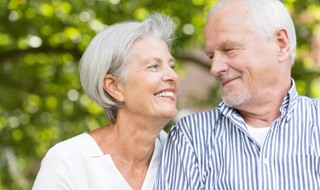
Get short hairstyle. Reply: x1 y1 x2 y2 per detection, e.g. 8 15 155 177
208 0 296 65
79 13 175 123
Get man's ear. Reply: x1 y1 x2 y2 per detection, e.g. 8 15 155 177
103 74 124 102
275 27 290 62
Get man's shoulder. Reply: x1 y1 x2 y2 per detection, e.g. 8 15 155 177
296 95 320 107
180 108 220 122
172 108 221 136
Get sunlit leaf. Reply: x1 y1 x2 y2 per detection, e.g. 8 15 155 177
39 3 54 18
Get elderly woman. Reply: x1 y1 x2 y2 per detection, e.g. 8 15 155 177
33 14 179 190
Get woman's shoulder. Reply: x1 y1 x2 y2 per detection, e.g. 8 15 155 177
44 133 100 161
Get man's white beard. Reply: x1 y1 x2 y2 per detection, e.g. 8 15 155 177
222 87 251 107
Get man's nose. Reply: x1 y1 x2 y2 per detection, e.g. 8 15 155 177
210 52 229 76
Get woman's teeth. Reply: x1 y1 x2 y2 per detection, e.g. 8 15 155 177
155 91 174 98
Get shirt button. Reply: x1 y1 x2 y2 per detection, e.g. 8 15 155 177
263 158 268 166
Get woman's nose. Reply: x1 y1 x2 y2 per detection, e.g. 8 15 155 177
163 65 179 82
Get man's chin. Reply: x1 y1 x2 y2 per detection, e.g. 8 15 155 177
222 94 250 108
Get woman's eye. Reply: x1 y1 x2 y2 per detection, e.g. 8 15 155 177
147 64 159 69
170 65 176 70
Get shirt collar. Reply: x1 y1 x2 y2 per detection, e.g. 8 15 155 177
283 78 298 121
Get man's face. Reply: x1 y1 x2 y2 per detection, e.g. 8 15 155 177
205 2 280 108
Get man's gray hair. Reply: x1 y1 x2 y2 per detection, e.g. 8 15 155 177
208 0 296 65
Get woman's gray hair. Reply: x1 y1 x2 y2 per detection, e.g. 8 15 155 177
79 13 175 123
208 0 296 65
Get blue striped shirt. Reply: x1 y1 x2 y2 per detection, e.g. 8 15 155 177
155 80 320 189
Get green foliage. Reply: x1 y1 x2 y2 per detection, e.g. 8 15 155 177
0 0 319 189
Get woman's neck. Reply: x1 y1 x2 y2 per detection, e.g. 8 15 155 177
89 117 161 189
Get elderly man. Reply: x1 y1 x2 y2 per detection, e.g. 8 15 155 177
155 0 320 189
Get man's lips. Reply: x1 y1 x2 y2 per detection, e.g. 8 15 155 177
220 77 240 86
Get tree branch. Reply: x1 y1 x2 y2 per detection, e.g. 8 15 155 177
174 52 211 70
0 47 83 63
0 46 212 72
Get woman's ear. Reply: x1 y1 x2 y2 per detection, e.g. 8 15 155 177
275 28 290 62
103 74 124 103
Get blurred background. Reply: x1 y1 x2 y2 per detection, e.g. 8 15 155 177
1 0 320 189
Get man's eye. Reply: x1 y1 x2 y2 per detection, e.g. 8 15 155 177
170 65 176 70
225 48 237 54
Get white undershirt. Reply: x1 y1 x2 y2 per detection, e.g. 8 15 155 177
246 124 270 147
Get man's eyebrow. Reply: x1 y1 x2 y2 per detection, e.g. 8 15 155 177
205 40 241 52
218 41 242 49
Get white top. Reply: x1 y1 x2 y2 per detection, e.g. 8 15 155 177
246 124 270 147
32 131 167 190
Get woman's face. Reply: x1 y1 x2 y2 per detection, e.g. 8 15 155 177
119 36 179 123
